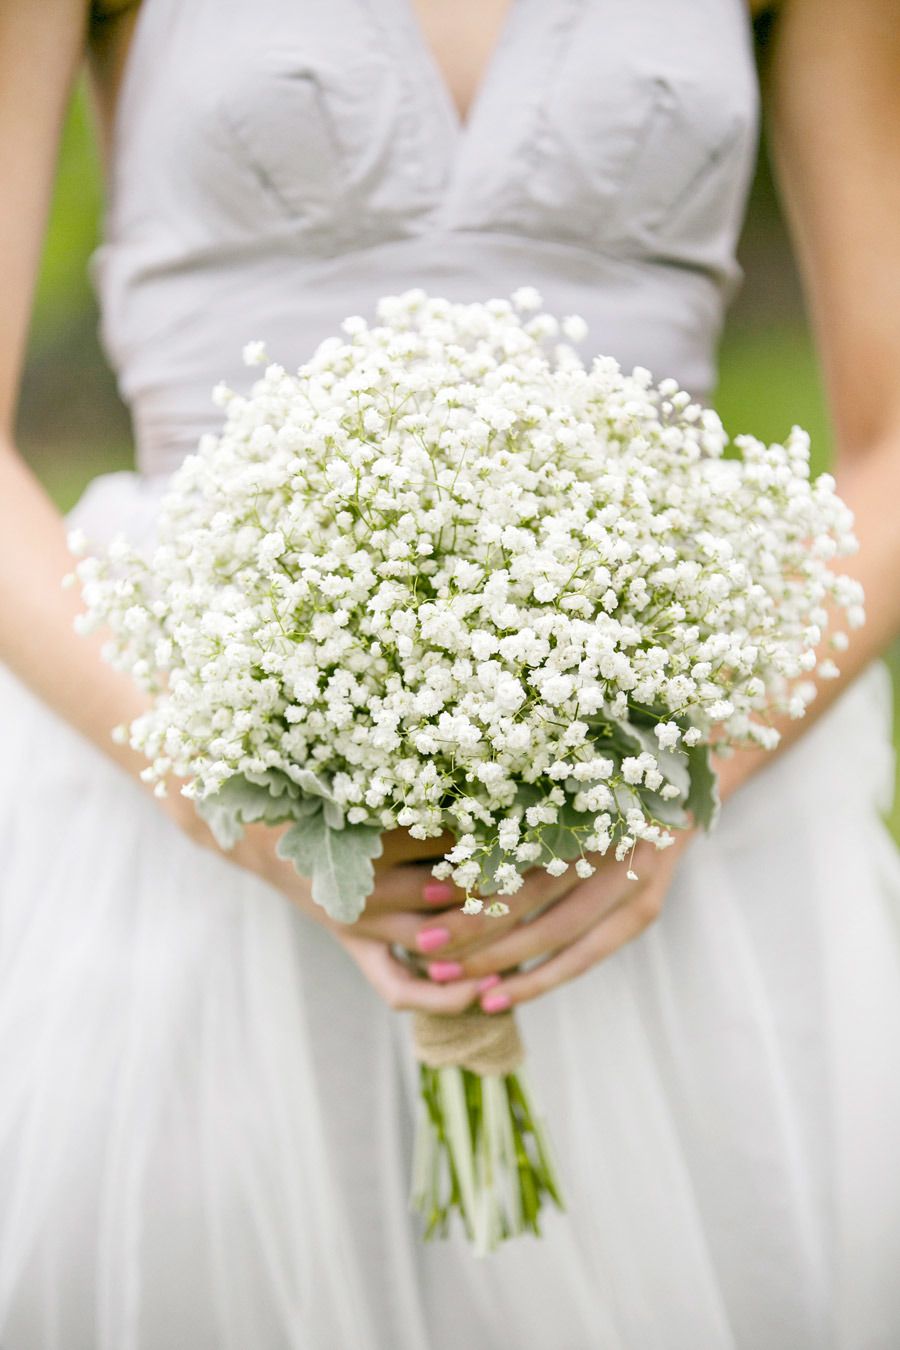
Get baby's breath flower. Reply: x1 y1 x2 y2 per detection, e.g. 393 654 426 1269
561 314 588 344
241 340 268 367
79 292 861 917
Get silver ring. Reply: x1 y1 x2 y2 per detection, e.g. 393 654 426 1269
390 942 427 974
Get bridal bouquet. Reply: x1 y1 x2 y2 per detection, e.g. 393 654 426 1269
74 290 862 1254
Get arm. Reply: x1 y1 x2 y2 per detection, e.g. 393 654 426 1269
418 0 900 1009
0 1 153 778
719 0 900 796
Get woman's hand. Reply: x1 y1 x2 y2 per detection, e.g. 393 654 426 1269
329 835 689 1016
161 783 688 1014
163 789 449 926
411 836 691 1015
160 792 583 1012
304 828 688 1015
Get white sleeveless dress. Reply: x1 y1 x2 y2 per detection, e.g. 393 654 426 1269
3 2 900 1346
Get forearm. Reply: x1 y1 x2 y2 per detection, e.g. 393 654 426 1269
726 0 900 802
717 428 900 801
0 443 151 780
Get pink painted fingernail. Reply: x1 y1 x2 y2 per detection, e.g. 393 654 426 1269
477 974 502 993
481 992 512 1014
416 926 451 954
423 881 455 905
428 960 464 982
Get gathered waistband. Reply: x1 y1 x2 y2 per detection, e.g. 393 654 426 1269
91 230 726 478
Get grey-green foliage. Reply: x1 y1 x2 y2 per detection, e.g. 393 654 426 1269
197 769 383 922
684 743 721 831
196 770 316 848
607 715 719 831
196 723 721 922
276 812 384 923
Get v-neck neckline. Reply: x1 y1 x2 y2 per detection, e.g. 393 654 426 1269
400 0 520 138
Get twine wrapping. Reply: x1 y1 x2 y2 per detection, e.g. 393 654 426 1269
412 1009 524 1077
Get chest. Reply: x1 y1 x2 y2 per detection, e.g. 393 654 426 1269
110 0 760 260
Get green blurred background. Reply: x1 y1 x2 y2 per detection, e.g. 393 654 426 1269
16 78 900 838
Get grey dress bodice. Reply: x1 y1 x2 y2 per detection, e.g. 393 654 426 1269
91 0 760 477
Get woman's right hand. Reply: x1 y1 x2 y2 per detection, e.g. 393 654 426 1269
158 795 485 1009
162 794 588 1013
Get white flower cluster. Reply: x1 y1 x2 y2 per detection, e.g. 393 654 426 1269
75 291 862 920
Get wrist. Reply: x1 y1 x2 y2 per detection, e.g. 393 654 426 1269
713 743 768 806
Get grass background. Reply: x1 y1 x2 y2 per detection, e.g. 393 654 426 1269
17 84 900 839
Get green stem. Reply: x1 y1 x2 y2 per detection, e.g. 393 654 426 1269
410 1063 565 1256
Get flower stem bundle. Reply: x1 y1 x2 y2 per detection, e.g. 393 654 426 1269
412 1060 563 1255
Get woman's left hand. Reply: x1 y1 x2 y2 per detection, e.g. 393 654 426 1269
434 834 692 1014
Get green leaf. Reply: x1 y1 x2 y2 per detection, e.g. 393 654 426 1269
603 721 692 801
293 767 334 799
656 745 691 798
242 767 300 799
276 809 383 923
536 819 591 867
293 767 346 829
641 791 691 830
474 840 506 897
475 801 596 894
197 773 310 848
590 715 641 759
612 782 642 818
322 798 345 830
685 743 721 831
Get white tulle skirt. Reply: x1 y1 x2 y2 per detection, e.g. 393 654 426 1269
2 471 900 1350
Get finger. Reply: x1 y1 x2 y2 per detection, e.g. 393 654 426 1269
354 903 523 972
451 869 635 980
361 855 562 940
476 880 666 1010
341 936 482 1014
367 864 462 915
427 850 651 973
375 828 455 871
351 908 428 950
405 854 605 961
368 854 555 926
370 839 625 928
366 843 647 944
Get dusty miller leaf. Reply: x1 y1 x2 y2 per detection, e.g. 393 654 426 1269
197 773 315 849
641 791 691 830
685 743 721 831
276 809 383 923
535 817 593 869
605 721 692 800
473 840 506 897
292 767 345 829
242 767 301 799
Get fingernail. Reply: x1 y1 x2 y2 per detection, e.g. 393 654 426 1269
428 960 464 982
477 974 501 993
423 881 455 905
416 926 451 954
481 992 512 1014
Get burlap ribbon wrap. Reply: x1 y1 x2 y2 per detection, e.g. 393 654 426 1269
413 1008 524 1077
